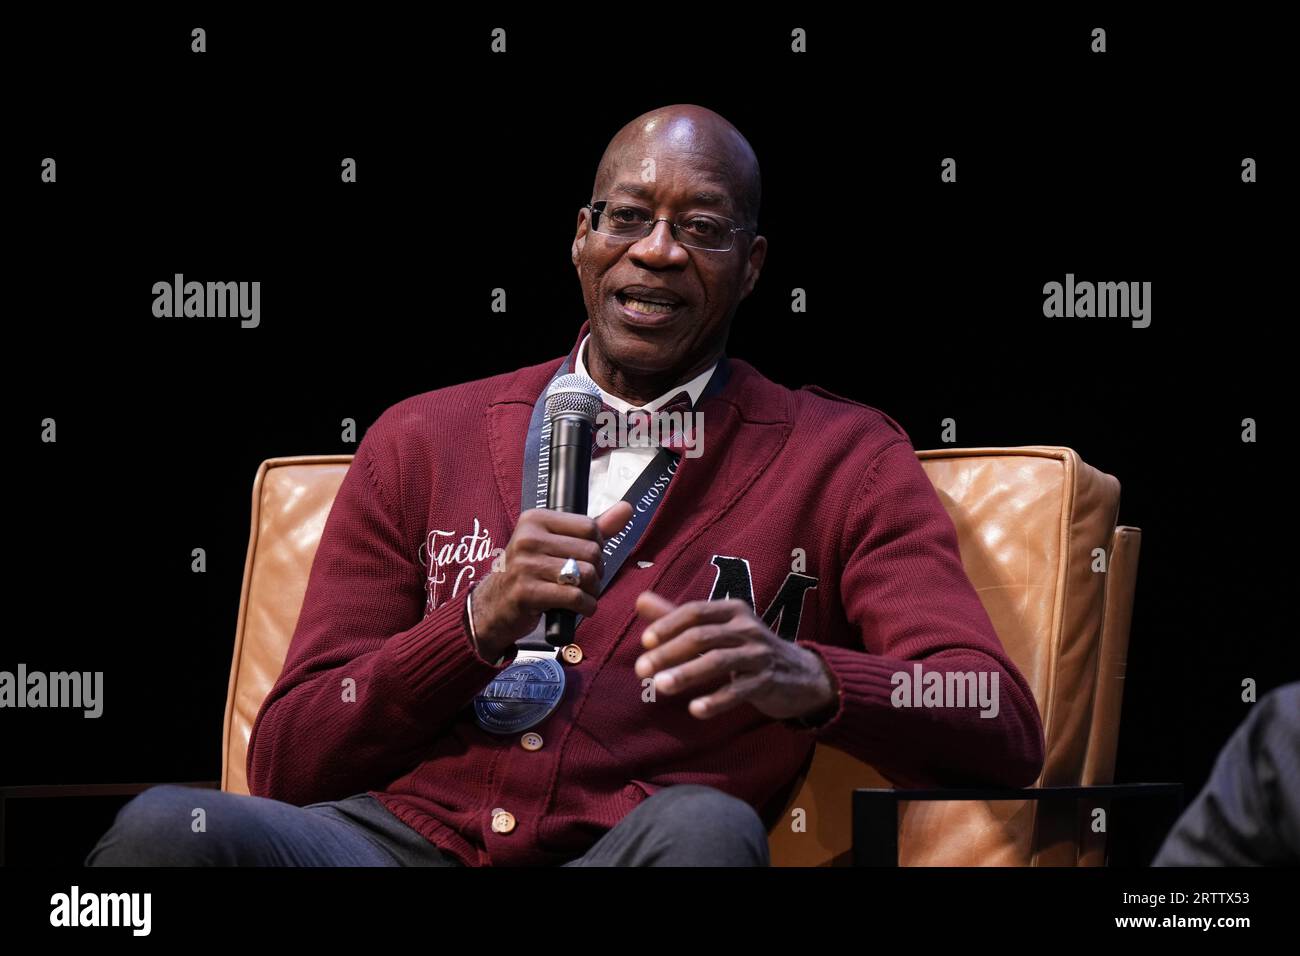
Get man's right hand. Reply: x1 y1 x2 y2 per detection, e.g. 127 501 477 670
468 501 635 660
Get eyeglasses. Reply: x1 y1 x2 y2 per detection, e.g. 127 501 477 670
585 199 755 252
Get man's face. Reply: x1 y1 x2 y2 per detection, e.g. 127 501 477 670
572 144 766 380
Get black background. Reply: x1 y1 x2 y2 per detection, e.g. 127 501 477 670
4 8 1292 878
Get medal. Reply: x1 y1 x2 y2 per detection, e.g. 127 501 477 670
473 649 566 734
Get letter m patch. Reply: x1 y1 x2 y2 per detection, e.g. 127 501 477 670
707 555 818 641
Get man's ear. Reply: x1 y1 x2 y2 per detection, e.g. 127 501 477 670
738 233 767 301
572 207 590 269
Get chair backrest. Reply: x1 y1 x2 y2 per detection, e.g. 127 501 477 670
223 446 1139 866
766 446 1139 865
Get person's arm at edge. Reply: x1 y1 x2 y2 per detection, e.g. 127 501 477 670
1154 684 1300 865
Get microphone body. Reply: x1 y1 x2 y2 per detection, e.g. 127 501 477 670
543 375 601 646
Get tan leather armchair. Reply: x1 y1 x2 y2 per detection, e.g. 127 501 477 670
222 446 1143 867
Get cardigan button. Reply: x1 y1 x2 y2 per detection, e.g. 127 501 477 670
561 643 584 665
490 809 516 834
520 732 543 751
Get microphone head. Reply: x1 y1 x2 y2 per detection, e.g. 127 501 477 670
546 373 602 424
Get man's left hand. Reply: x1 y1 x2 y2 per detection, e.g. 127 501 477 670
633 591 838 722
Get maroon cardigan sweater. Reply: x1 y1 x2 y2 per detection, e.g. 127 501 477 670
246 320 1045 866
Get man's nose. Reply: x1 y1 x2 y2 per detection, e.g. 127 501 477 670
628 219 690 267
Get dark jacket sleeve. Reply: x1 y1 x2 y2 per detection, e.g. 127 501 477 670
1154 683 1300 866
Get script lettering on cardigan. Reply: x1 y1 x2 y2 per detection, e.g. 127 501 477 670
152 274 260 327
418 517 498 614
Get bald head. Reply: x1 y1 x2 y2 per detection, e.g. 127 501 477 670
592 104 762 229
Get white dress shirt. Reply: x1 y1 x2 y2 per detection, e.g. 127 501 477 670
575 333 717 518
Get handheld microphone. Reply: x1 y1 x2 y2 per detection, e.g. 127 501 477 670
543 374 602 646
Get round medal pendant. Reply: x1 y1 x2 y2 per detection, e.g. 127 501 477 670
473 650 566 734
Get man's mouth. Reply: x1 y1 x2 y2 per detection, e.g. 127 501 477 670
615 287 687 317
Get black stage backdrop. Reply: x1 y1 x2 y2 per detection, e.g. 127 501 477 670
4 7 1291 899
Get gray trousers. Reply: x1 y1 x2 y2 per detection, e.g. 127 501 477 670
84 783 771 867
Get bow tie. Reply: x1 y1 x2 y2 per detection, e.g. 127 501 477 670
592 390 695 458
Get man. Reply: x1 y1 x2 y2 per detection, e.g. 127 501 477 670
87 104 1044 868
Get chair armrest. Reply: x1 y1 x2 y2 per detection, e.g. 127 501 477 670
852 783 1184 866
0 781 220 866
